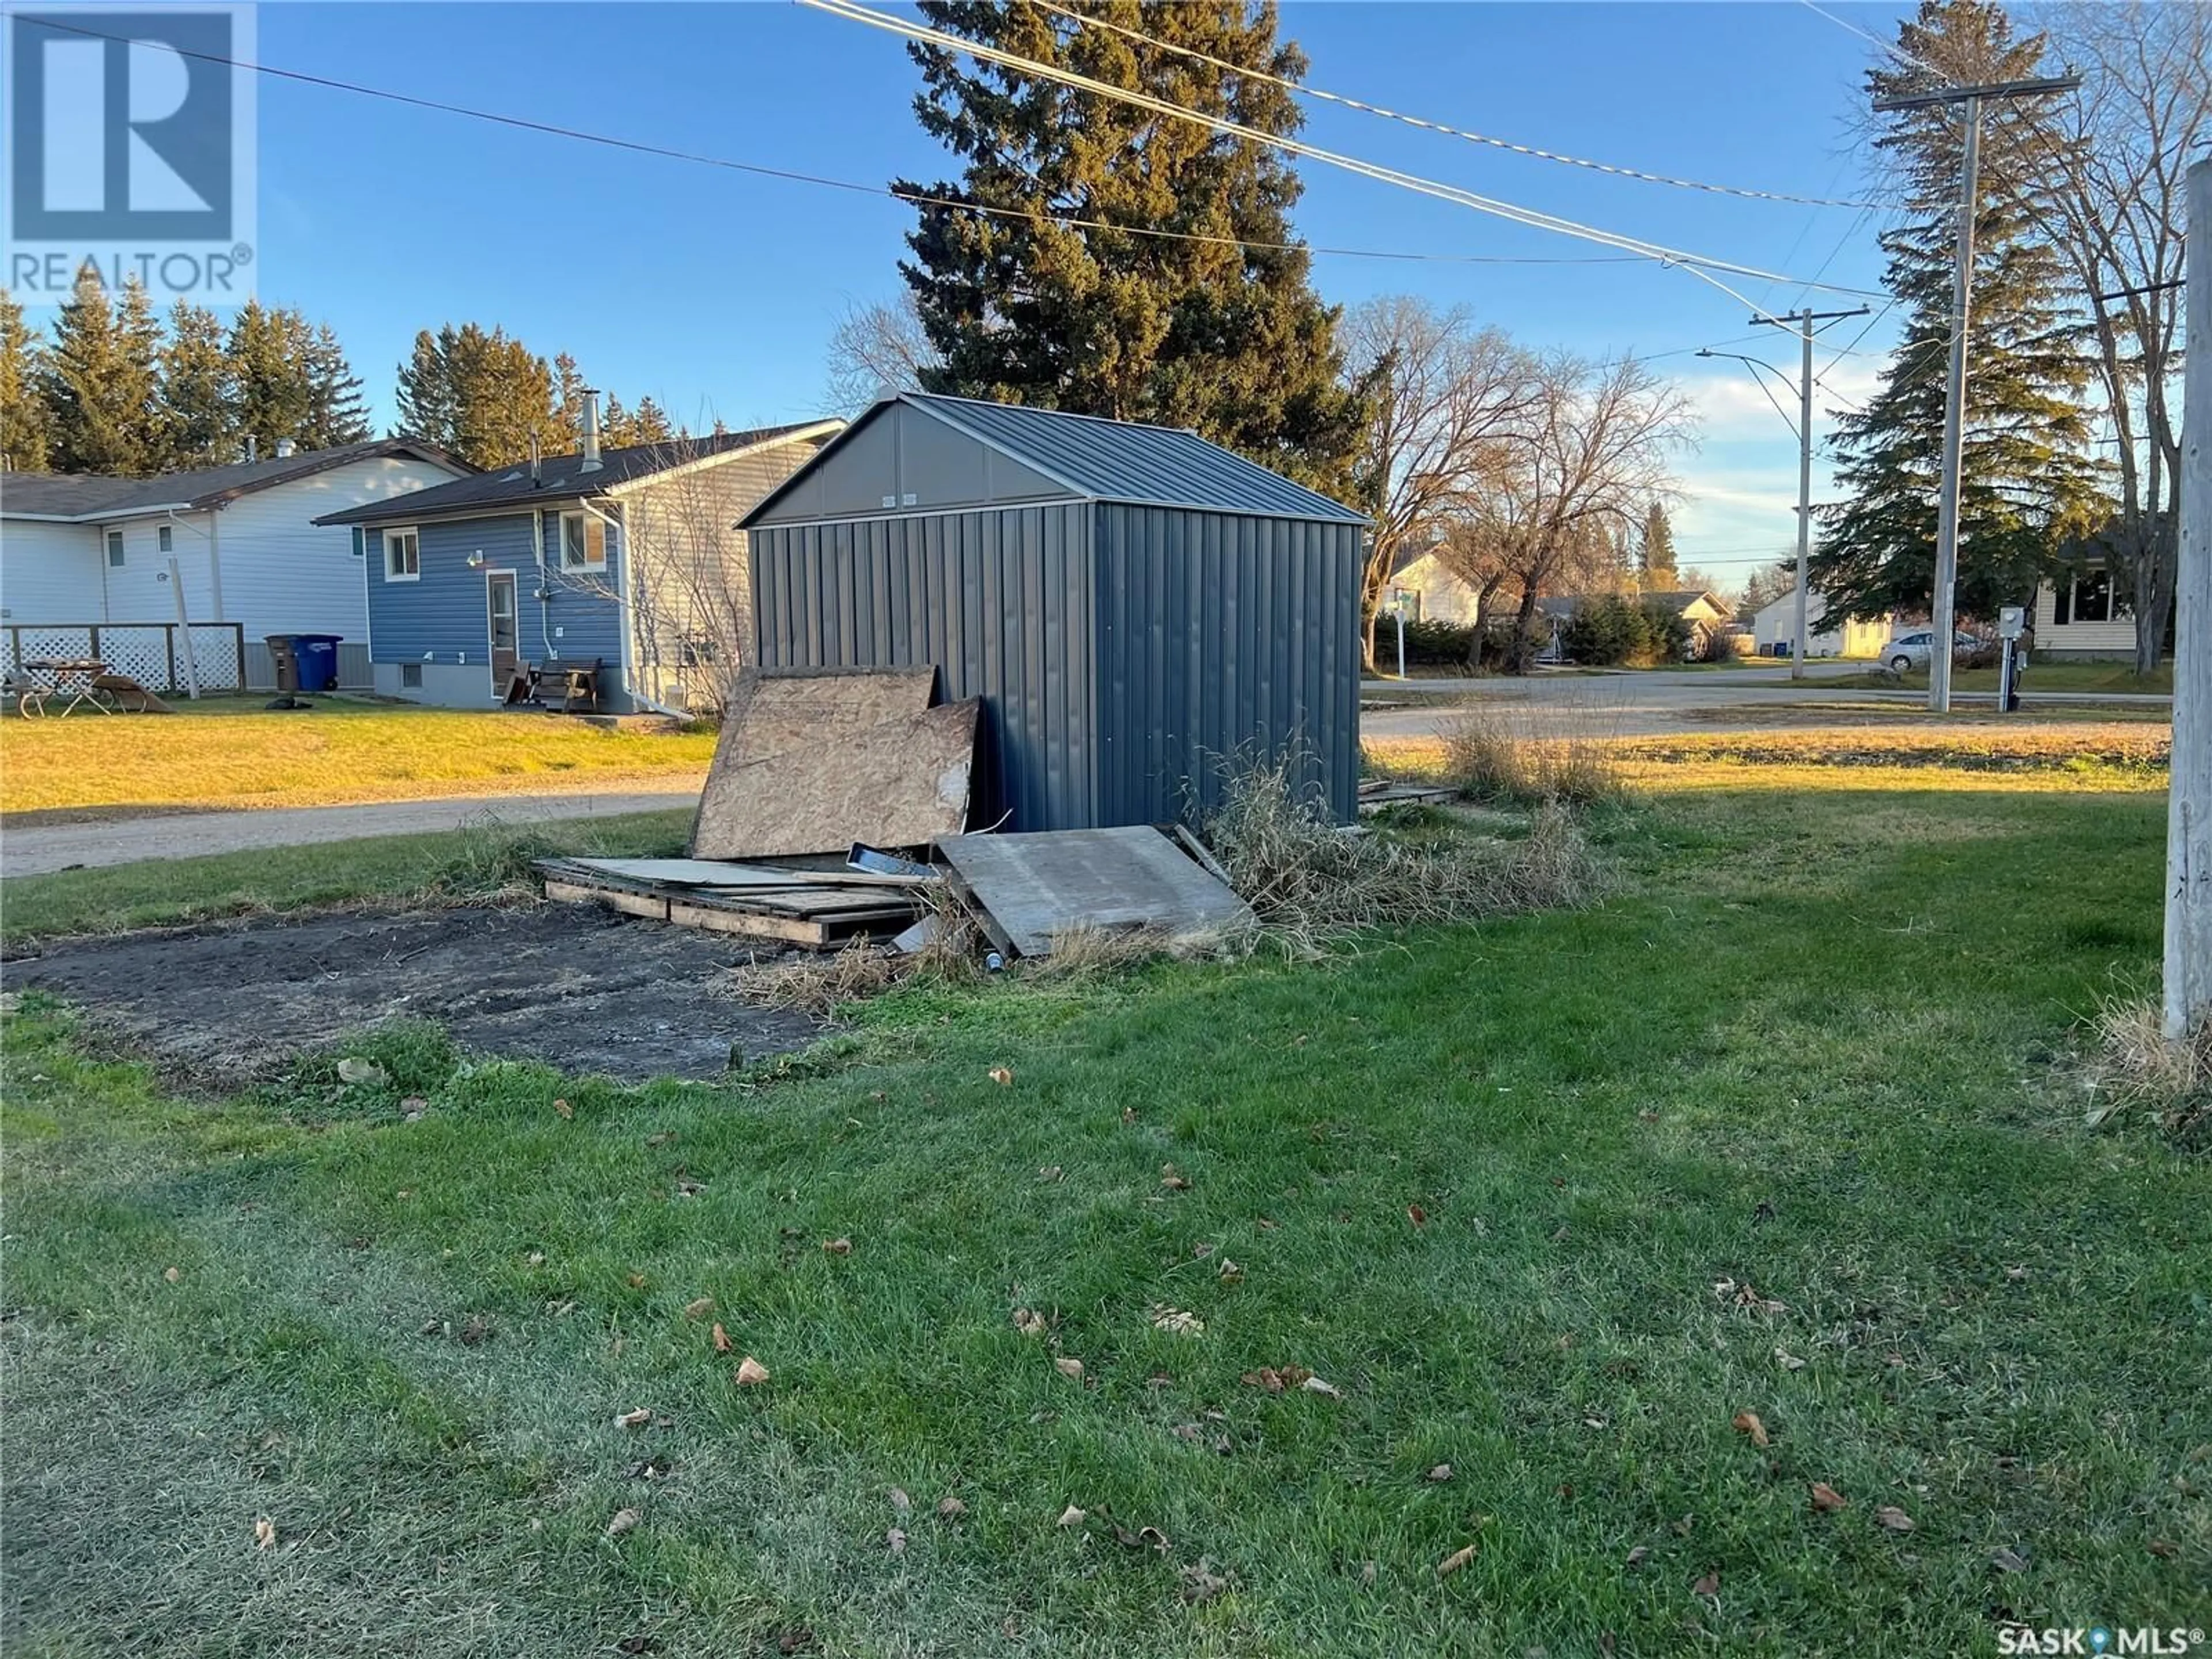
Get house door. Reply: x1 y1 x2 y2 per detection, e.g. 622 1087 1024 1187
486 573 519 694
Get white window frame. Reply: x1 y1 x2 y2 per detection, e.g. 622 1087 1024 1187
105 528 125 568
559 509 608 573
383 526 421 582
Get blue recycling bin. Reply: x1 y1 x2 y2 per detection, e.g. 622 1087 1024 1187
291 634 342 692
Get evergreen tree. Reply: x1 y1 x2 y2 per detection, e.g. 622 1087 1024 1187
301 323 370 448
551 351 588 448
39 268 162 474
1638 501 1678 587
895 0 1365 498
603 393 675 448
0 290 52 472
158 300 236 468
393 322 562 468
226 300 316 453
1811 0 2104 623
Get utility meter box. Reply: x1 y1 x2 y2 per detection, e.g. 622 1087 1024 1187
1998 605 2027 639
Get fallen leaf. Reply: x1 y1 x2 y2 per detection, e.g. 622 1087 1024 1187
607 1507 642 1537
987 1067 1013 1086
1160 1164 1191 1192
711 1323 732 1354
1691 1570 1721 1597
1054 1356 1085 1382
734 1356 770 1387
616 1636 657 1656
1810 1482 1849 1513
1990 1546 2029 1573
1122 1105 1139 1124
1874 1505 1914 1533
162 1266 181 1283
615 1407 653 1429
885 1527 907 1554
2147 1539 2179 1559
253 1517 276 1551
400 1096 427 1121
1301 1375 1343 1399
1425 1463 1453 1483
627 1273 647 1289
683 1296 715 1320
1150 1305 1204 1338
336 1056 385 1086
674 1178 705 1198
1179 1562 1228 1604
1436 1543 1479 1578
1774 1347 1806 1371
1551 1225 1570 1243
1359 1560 1378 1586
1256 1217 1278 1231
1624 1546 1650 1570
554 1097 574 1120
645 1131 676 1147
1191 1241 1215 1258
889 1487 912 1513
457 1314 491 1346
527 1251 546 1267
937 1496 967 1520
1407 1203 1428 1229
544 1298 577 1317
1035 1166 1063 1183
1056 1504 1086 1529
419 1319 445 1336
1111 1522 1170 1553
1013 1308 1048 1338
776 1631 815 1656
1731 1411 1771 1448
1671 1514 1695 1536
1217 1259 1244 1285
1638 1110 1660 1123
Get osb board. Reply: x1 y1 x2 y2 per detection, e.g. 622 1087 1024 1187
934 826 1253 960
569 857 924 891
692 698 981 861
691 668 941 859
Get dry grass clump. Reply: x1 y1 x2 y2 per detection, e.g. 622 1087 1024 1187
1437 707 1623 805
730 884 986 1016
2084 995 2212 1147
1205 753 1598 953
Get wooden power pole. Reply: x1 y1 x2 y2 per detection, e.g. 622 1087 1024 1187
2166 156 2210 1041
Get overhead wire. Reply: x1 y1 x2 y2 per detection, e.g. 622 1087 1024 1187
1031 0 1877 210
807 0 1891 312
8 13 1647 274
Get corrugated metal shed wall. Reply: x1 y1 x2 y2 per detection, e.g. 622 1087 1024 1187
1093 504 1360 824
750 502 1097 831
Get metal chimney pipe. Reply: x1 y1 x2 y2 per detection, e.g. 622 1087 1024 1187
581 389 603 471
275 438 296 459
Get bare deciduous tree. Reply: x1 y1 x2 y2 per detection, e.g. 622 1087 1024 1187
1342 296 1539 669
1457 351 1696 672
823 294 939 416
2013 2 2208 671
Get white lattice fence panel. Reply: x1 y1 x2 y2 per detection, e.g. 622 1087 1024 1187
9 627 94 669
183 626 243 691
97 628 173 689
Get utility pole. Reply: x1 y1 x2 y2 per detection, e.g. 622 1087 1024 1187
1748 306 1869 679
2166 156 2209 1041
1872 74 2078 714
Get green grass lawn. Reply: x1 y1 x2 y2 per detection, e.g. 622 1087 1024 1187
4 783 2206 1656
0 699 715 819
1825 661 2172 696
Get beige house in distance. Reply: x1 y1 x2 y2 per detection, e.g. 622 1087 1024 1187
1750 588 1890 659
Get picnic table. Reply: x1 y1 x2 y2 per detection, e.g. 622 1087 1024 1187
502 658 604 715
17 658 113 717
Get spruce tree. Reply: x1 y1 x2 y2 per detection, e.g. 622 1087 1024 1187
39 268 162 474
1811 0 2103 623
226 300 317 453
301 324 370 448
158 301 236 468
1639 502 1679 588
895 0 1365 499
0 290 52 472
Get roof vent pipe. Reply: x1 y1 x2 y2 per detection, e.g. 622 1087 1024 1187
581 389 603 472
244 434 257 463
274 438 296 459
529 434 541 487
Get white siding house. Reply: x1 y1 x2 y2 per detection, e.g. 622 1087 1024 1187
2 441 465 688
2033 567 2137 660
1750 588 1891 658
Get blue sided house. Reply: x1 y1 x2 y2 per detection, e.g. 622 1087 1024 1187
316 411 841 711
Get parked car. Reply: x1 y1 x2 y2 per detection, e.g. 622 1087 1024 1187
1877 628 1984 674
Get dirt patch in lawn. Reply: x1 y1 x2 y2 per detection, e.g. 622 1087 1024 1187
6 902 823 1085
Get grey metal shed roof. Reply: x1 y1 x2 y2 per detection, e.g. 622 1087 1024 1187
742 393 1370 528
315 422 840 526
2 439 466 521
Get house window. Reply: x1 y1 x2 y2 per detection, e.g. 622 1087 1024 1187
678 635 718 668
560 510 608 572
400 662 423 688
2070 570 2112 624
158 525 173 552
384 527 421 581
105 530 124 567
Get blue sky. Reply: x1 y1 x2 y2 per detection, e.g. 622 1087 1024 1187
243 0 1915 582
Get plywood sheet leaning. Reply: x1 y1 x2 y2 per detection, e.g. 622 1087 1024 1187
933 825 1256 960
692 698 982 860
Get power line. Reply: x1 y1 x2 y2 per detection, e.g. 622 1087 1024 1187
810 0 1891 311
1032 0 1877 211
1796 0 1954 82
10 13 1647 275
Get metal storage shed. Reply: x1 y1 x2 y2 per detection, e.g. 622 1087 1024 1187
741 392 1370 833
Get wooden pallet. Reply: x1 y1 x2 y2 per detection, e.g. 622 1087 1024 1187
536 858 923 950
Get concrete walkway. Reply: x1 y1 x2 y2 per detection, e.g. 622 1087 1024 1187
1 785 704 878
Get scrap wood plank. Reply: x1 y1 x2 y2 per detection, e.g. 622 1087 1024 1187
569 857 927 890
692 698 980 861
544 878 669 921
933 825 1254 960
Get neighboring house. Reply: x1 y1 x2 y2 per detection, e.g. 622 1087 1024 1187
1749 588 1891 658
316 412 842 711
1 440 467 688
1532 589 1733 657
1386 549 1489 627
2033 564 2137 661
